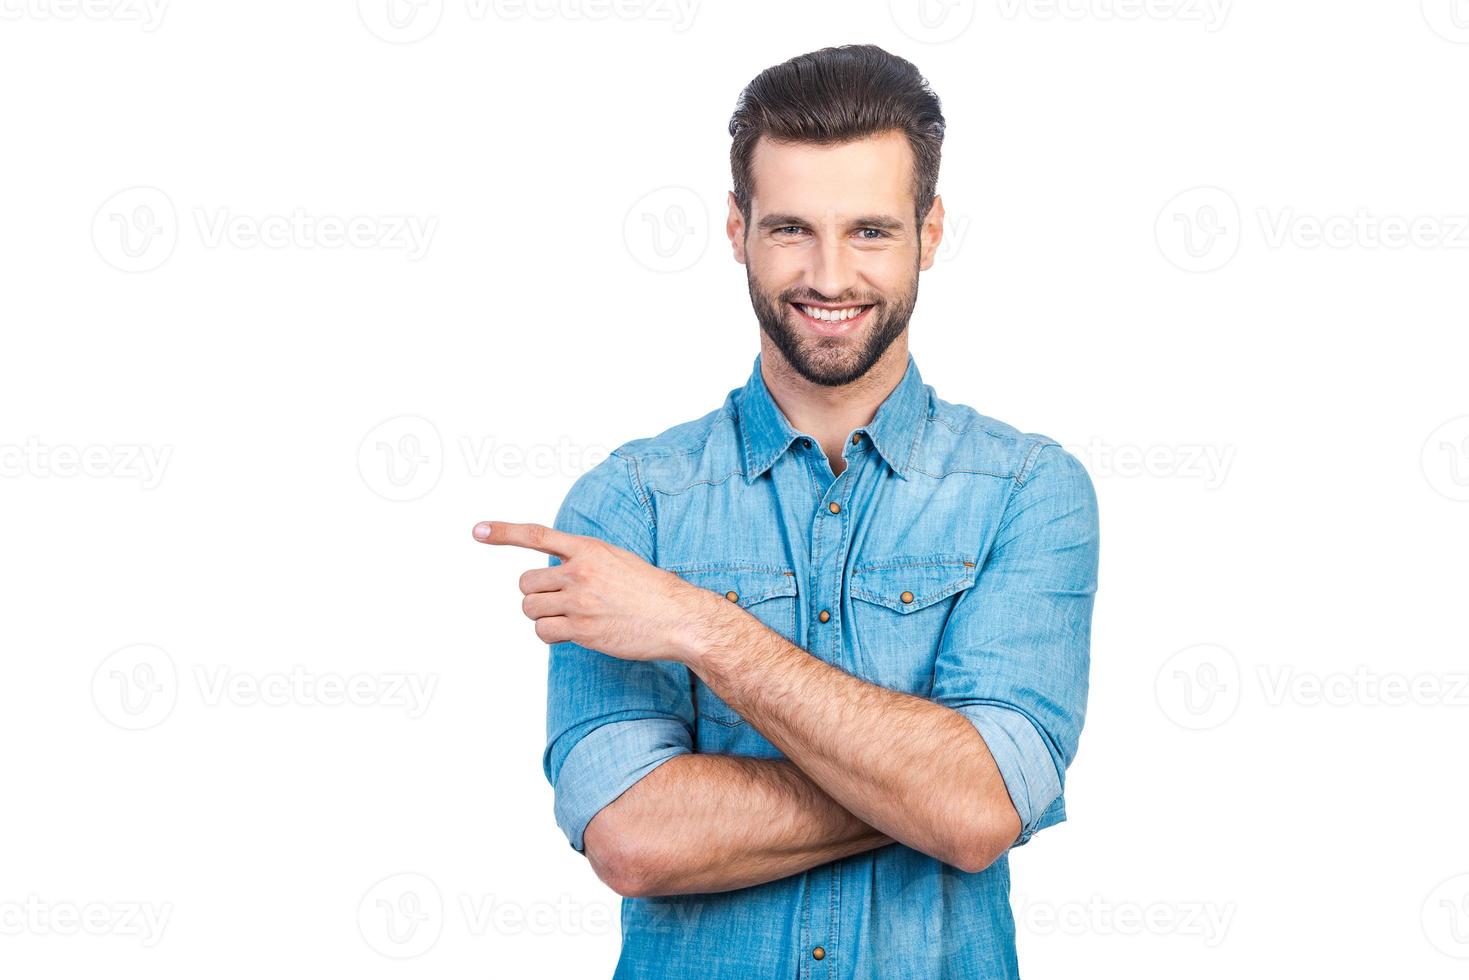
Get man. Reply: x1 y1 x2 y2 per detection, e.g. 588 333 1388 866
473 43 1099 979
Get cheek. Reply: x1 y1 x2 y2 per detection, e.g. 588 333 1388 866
751 244 804 279
860 250 917 285
864 264 919 307
750 263 804 304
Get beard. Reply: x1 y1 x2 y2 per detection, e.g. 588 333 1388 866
747 266 917 388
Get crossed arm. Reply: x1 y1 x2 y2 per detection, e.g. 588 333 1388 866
583 752 893 898
582 612 1019 898
486 445 1096 899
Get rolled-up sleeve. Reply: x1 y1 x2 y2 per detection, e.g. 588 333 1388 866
540 452 694 853
930 442 1099 847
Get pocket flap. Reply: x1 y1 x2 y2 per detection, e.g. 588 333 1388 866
850 555 975 613
668 561 799 608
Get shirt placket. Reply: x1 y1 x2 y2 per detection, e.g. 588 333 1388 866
795 432 861 978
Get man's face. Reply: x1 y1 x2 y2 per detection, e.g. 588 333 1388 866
729 129 944 387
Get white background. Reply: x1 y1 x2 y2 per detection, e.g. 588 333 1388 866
3 1 1467 977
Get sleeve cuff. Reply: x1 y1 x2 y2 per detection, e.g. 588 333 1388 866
957 703 1064 844
552 717 692 852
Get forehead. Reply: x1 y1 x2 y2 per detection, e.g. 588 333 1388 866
748 130 914 222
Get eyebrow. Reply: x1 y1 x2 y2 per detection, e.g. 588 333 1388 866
755 213 908 233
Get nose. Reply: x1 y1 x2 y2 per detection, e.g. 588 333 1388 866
807 234 859 303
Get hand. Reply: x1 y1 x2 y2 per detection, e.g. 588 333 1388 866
472 520 724 664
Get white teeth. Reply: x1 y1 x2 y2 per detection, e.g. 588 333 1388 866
799 304 867 322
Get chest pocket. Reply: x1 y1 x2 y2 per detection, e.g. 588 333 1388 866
666 561 798 728
848 555 975 696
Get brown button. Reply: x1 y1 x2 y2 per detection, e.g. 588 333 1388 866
802 438 812 448
850 433 860 444
828 502 841 514
812 946 826 960
725 590 739 602
900 591 914 604
818 609 830 623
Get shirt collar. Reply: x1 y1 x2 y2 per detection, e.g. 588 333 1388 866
736 350 927 483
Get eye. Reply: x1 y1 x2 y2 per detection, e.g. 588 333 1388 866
775 225 805 236
856 228 890 240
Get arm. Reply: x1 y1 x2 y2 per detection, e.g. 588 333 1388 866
529 454 888 898
683 621 1014 873
490 444 1094 885
679 443 1099 872
583 753 892 898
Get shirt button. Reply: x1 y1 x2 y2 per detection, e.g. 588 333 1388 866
828 502 841 515
812 946 826 960
818 609 830 623
850 433 860 444
900 591 914 604
802 438 812 448
725 590 739 602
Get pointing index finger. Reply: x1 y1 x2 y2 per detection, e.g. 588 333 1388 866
472 521 584 559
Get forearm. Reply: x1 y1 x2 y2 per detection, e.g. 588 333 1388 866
686 613 1019 873
583 752 892 897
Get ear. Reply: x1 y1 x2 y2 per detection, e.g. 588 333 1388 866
726 191 748 265
918 193 945 272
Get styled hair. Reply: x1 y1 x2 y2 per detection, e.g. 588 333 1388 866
727 44 946 232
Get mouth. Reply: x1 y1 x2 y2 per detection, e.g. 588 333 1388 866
788 301 875 336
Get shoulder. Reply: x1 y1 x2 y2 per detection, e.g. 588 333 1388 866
915 390 1088 490
601 395 747 497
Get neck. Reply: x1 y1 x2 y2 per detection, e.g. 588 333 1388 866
758 335 909 473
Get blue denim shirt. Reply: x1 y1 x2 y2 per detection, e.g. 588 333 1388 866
543 351 1099 979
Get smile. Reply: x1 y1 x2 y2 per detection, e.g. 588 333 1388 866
790 302 875 335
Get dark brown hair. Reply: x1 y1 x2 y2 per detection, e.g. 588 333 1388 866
727 44 946 233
